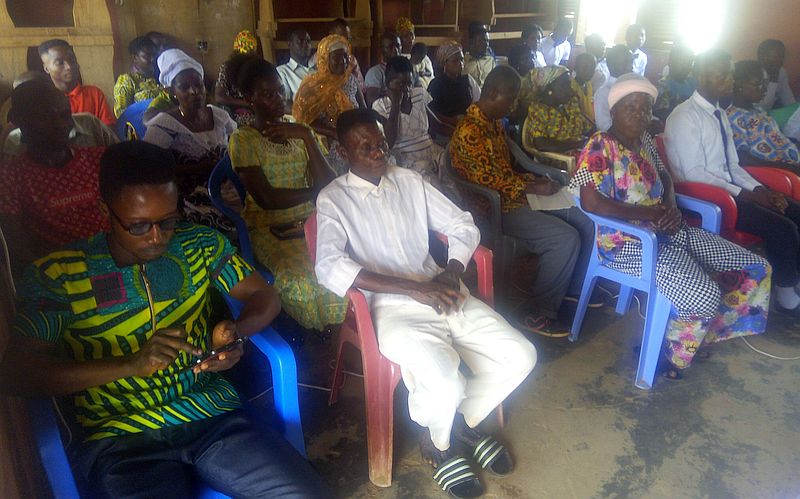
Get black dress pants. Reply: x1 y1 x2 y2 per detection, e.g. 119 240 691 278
735 197 800 287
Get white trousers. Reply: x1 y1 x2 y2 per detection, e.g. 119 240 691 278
373 295 537 451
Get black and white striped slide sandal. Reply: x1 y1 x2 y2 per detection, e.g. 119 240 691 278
432 456 484 498
472 436 514 476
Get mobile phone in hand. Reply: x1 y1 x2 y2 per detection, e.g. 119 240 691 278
185 337 246 372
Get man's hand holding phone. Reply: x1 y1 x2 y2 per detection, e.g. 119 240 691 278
128 327 200 377
191 320 245 374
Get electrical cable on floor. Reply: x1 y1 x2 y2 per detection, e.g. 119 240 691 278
246 364 366 403
739 336 800 361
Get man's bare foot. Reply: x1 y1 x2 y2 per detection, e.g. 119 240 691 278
422 432 484 498
420 434 451 467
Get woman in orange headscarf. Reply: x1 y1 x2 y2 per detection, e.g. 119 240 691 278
293 34 366 174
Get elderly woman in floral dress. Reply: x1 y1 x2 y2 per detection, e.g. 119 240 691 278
571 74 772 379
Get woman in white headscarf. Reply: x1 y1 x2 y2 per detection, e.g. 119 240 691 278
144 49 238 234
570 74 771 380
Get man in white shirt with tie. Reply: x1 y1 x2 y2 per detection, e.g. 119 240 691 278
276 30 312 110
314 108 536 497
626 24 648 76
539 18 573 66
665 49 800 316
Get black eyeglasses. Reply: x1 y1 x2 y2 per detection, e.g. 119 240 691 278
109 207 182 236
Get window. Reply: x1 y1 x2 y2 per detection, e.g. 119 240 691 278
6 0 74 27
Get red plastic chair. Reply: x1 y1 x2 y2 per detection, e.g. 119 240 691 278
305 211 499 487
744 166 797 198
655 135 768 246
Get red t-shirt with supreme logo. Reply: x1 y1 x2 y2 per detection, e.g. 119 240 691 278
0 147 108 246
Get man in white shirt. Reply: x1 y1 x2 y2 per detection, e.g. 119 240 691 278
364 32 402 107
757 39 796 110
626 24 648 76
521 24 547 69
463 22 497 88
665 49 800 315
585 33 609 90
539 18 573 66
314 108 536 496
594 45 633 131
276 30 312 110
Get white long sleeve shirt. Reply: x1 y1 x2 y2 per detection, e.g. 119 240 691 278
631 49 648 76
759 67 796 110
314 166 480 307
664 91 761 196
540 36 571 66
594 75 617 132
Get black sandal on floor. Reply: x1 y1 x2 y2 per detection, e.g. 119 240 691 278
432 456 484 498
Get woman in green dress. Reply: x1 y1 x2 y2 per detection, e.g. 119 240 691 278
229 58 346 331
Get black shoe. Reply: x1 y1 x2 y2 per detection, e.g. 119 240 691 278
774 303 800 318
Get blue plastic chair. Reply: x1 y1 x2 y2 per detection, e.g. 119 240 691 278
114 98 153 140
570 193 722 390
29 291 305 499
208 155 257 266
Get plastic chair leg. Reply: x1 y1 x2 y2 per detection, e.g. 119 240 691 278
364 363 397 487
250 328 306 457
635 292 672 390
615 285 634 315
569 273 598 342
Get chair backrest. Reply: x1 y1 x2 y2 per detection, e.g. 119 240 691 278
440 148 503 242
656 134 744 238
115 98 153 140
520 119 577 174
208 156 255 265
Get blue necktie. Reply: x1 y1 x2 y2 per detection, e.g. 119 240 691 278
713 109 732 178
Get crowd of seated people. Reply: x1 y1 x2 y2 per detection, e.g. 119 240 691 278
3 18 800 498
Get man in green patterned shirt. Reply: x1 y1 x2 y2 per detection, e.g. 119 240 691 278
1 141 328 497
113 36 163 117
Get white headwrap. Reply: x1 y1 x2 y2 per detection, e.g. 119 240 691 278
608 72 658 110
157 48 204 87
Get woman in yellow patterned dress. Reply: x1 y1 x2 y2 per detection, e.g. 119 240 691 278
521 65 594 155
229 58 346 331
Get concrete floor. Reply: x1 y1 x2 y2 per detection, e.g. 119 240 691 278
248 285 800 498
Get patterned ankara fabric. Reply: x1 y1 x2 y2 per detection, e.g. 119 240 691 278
228 124 347 331
216 61 255 126
726 105 800 165
525 97 592 144
0 147 108 245
571 131 771 368
654 76 696 120
450 104 533 213
13 224 253 440
518 65 569 112
143 105 238 234
113 72 162 117
233 30 258 54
